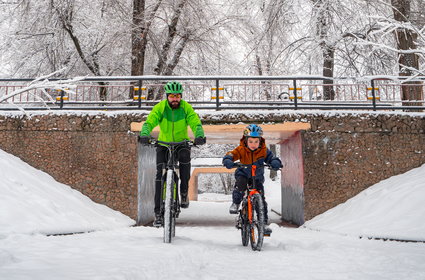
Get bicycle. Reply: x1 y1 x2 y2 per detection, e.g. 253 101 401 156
233 163 271 251
149 139 193 243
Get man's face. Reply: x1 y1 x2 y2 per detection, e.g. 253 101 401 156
167 93 182 109
247 137 260 151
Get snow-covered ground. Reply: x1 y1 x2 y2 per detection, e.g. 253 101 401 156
1 149 425 280
0 149 134 237
304 165 425 241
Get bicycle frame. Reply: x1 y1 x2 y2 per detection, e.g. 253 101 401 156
151 139 192 243
235 162 268 251
247 165 260 225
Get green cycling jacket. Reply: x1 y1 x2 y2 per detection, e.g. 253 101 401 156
140 99 204 142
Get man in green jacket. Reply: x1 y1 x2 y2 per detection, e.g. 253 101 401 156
138 81 206 227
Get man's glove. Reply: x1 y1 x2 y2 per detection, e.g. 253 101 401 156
270 159 283 171
138 135 151 145
223 158 235 169
194 136 206 146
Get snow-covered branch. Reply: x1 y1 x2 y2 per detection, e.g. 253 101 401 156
0 70 84 108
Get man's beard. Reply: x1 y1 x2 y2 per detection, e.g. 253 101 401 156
168 100 180 109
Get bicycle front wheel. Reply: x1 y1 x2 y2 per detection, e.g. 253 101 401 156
249 194 265 251
240 202 249 246
163 169 174 243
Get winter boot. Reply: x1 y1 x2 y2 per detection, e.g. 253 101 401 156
264 225 272 236
153 214 163 227
180 193 189 209
229 203 240 214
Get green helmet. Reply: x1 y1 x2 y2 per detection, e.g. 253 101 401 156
164 81 183 95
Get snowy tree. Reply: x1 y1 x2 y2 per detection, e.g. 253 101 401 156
131 0 162 77
391 0 423 105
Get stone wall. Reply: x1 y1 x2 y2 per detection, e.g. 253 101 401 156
0 111 424 223
0 113 142 219
301 113 425 220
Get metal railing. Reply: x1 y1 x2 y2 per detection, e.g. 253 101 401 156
0 76 424 111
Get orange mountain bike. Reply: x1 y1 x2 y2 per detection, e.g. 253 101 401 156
234 163 269 251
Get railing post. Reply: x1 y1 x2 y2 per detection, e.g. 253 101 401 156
215 79 220 111
293 79 298 110
371 79 376 111
137 79 142 109
60 89 65 109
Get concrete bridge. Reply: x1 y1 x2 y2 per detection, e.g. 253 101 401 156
0 110 424 226
132 122 311 225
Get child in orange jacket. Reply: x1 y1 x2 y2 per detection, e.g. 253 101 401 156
223 124 282 235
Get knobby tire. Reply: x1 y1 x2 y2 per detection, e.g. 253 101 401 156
249 194 265 251
163 169 174 243
240 201 249 246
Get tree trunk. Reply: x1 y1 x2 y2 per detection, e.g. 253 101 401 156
131 0 163 99
312 0 335 100
391 0 423 108
153 0 187 76
147 0 188 100
131 0 147 77
255 54 272 100
323 46 335 100
55 2 108 101
163 30 190 76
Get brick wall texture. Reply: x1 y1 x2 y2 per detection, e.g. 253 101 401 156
0 111 424 222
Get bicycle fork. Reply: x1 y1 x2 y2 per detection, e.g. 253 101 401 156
247 190 258 223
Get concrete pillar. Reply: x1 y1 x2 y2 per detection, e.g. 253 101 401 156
137 143 157 225
280 131 305 225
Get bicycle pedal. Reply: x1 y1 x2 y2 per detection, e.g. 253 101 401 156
264 233 271 237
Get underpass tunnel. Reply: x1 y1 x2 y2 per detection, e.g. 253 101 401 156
132 122 311 226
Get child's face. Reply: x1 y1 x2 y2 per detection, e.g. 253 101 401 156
246 137 260 150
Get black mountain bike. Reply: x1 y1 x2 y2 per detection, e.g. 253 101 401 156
234 163 271 251
151 139 193 243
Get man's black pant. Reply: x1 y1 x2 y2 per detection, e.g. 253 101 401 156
154 144 191 214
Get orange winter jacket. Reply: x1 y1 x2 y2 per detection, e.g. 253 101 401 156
226 137 267 164
223 136 281 182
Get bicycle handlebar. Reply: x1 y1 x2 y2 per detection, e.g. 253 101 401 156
233 162 271 168
148 139 194 147
233 162 282 171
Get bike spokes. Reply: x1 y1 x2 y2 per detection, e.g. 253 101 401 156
249 194 265 251
239 204 249 247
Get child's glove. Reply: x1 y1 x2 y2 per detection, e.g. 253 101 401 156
270 159 283 171
223 158 235 169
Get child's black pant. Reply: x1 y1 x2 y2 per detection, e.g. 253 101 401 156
232 176 269 223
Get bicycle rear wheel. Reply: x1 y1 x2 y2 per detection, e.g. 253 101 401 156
249 194 265 251
163 169 174 243
240 202 249 246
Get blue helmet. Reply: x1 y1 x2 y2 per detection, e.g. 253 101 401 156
243 124 263 138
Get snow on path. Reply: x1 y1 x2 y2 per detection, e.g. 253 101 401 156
1 148 425 279
1 224 424 280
